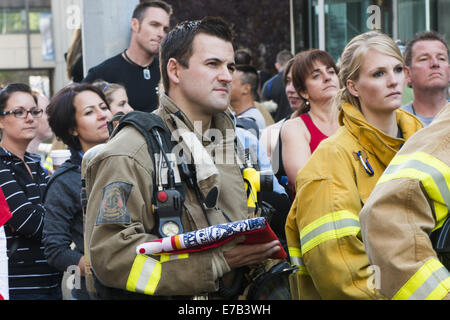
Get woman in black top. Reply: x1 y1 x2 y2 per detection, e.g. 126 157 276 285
43 83 112 299
0 83 62 300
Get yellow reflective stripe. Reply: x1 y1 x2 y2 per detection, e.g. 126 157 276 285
159 253 189 263
296 266 309 276
379 152 450 229
43 155 53 171
299 210 360 255
393 258 450 300
288 247 302 258
126 254 161 295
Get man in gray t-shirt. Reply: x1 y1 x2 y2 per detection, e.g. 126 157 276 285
238 106 266 131
401 31 449 126
401 102 435 127
230 65 267 131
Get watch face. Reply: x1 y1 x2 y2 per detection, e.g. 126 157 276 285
162 221 180 237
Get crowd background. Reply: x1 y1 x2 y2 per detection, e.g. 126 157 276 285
0 0 449 301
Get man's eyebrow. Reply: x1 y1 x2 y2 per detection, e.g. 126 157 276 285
149 19 170 28
205 57 223 63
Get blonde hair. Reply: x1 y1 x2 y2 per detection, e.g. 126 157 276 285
66 28 82 80
334 31 404 111
91 80 126 106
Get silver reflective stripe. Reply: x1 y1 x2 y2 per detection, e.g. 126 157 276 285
385 160 450 207
300 218 361 245
290 256 304 267
408 266 450 300
135 257 158 293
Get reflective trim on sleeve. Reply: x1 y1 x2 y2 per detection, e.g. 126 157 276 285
159 253 189 263
393 258 450 300
288 247 309 275
126 254 161 295
299 210 360 255
379 152 450 230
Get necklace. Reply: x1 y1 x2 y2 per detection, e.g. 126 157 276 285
410 103 416 115
123 49 152 80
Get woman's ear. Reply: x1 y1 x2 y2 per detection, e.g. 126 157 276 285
346 79 359 97
70 128 78 137
299 91 309 101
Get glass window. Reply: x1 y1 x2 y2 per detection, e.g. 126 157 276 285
291 0 448 62
396 0 445 44
0 9 26 34
0 69 51 95
436 0 450 45
397 0 428 43
292 0 312 53
0 8 50 34
319 0 394 61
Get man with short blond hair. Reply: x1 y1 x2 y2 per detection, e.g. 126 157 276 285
402 31 450 126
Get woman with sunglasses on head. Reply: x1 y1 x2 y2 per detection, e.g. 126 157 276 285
42 83 112 300
92 80 134 116
0 83 62 300
285 32 423 299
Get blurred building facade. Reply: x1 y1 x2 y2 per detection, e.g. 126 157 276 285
0 0 54 95
291 0 450 62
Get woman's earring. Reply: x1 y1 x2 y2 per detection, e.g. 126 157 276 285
305 100 310 106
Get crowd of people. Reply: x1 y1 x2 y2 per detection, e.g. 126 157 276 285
0 0 449 301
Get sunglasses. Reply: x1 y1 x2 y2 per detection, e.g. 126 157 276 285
1 107 43 119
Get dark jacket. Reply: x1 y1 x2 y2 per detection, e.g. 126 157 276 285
261 70 292 122
43 149 84 271
42 149 93 300
43 149 89 299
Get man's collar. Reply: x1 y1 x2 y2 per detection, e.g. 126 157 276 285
158 93 236 139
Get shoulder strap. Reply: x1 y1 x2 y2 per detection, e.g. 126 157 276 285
236 117 260 139
113 111 185 199
114 111 172 155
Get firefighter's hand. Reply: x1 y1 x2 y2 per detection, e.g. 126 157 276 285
223 238 280 269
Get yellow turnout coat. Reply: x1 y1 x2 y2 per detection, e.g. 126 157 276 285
285 102 422 299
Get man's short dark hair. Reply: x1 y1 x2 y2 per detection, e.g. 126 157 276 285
276 49 294 68
235 49 253 65
282 58 295 87
133 0 173 22
160 16 234 93
235 64 259 100
46 83 110 151
404 30 449 66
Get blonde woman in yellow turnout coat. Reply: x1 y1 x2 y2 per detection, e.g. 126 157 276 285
285 31 423 300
